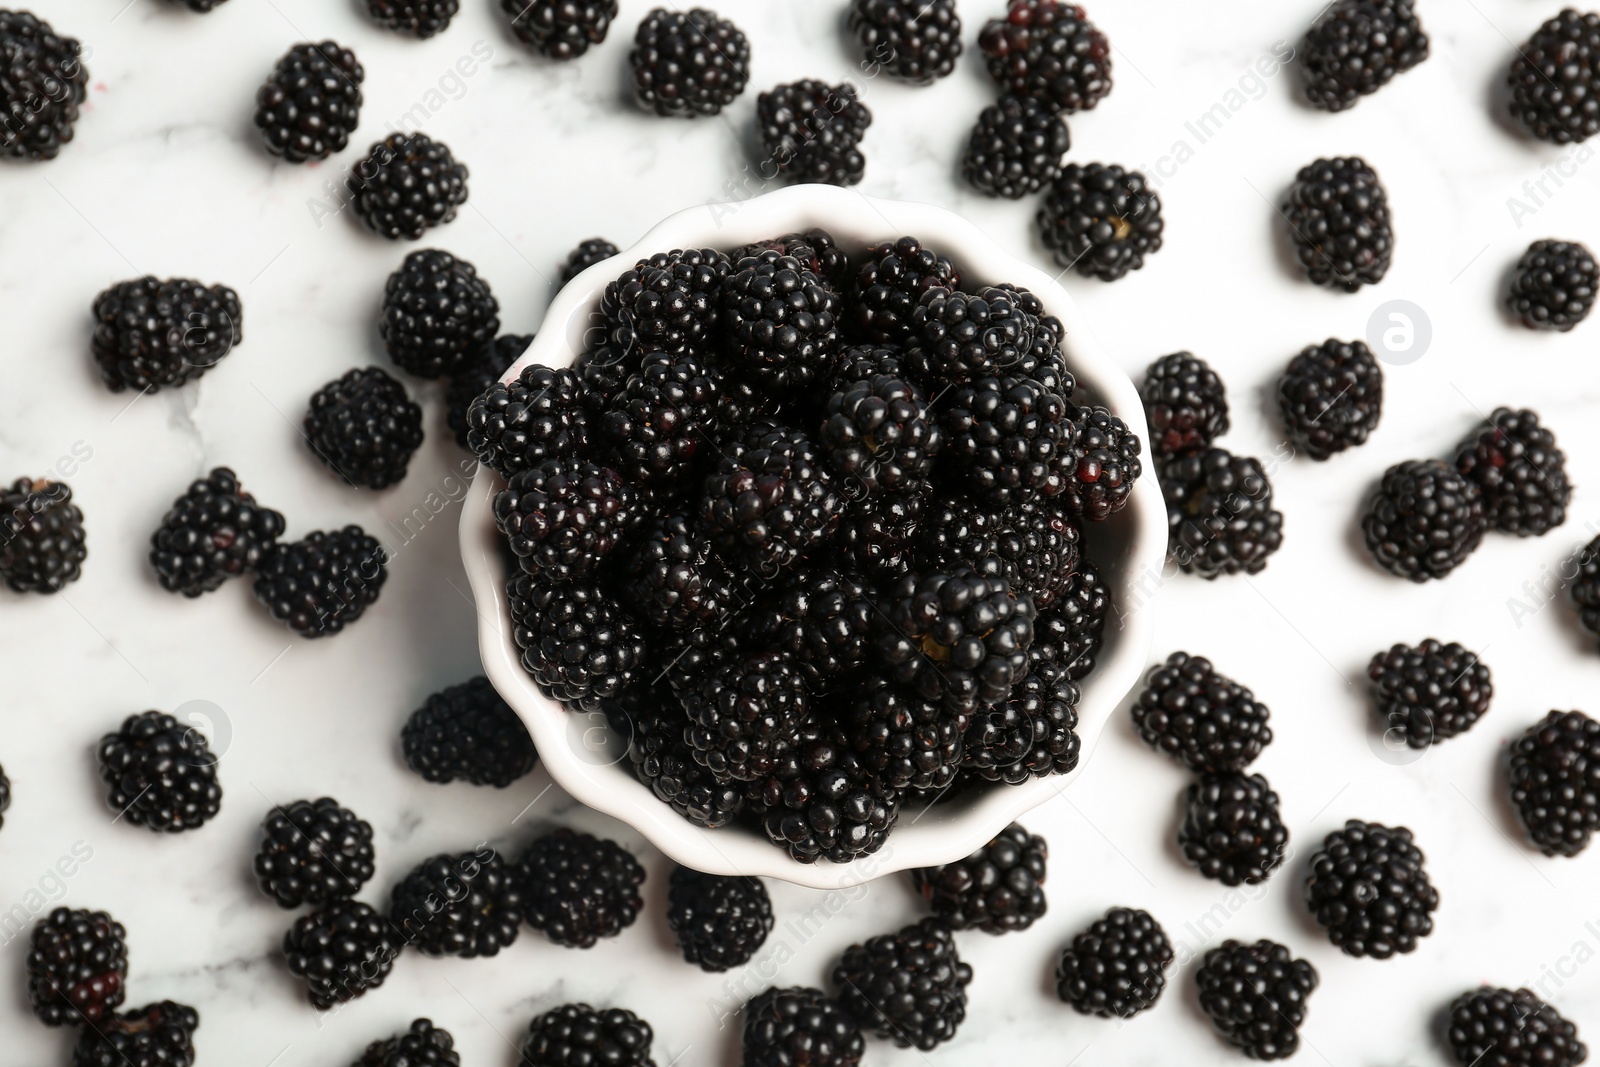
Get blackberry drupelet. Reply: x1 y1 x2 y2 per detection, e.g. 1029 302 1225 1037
404 677 537 787
0 10 87 161
1282 156 1392 291
619 511 739 633
507 575 646 712
1368 640 1492 748
1363 459 1486 581
963 95 1070 199
149 467 284 597
845 675 964 791
848 0 961 85
283 900 397 1009
905 286 1035 383
1038 163 1163 280
502 0 618 59
603 349 722 498
980 0 1111 113
1510 10 1600 144
701 425 843 574
1446 987 1587 1067
821 374 939 491
73 1001 199 1067
382 249 500 379
916 499 1080 609
390 849 522 957
577 340 640 411
1195 940 1318 1061
1133 652 1272 773
1305 819 1438 958
1508 710 1600 857
1161 448 1284 578
347 132 469 240
1141 352 1229 458
742 987 863 1067
523 1004 655 1067
254 526 389 637
446 333 528 450
1278 339 1383 460
367 1 458 38
1064 404 1143 522
0 477 86 593
1056 907 1174 1019
850 236 961 345
1016 299 1073 396
751 569 874 681
736 228 854 289
355 1019 459 1067
1454 407 1570 537
1508 240 1598 331
748 726 899 863
963 660 1080 783
910 823 1048 934
96 711 222 833
630 7 749 117
937 376 1070 504
832 918 972 1050
561 238 620 284
27 907 127 1027
91 276 242 392
304 367 425 490
1179 773 1290 886
602 247 732 354
831 489 925 579
626 705 745 829
758 80 871 187
1300 0 1429 112
1031 559 1109 679
666 867 774 972
683 650 810 783
254 41 364 162
494 457 638 582
518 828 645 948
254 797 375 908
721 253 843 392
467 362 593 477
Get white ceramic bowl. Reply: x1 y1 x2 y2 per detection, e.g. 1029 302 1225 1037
458 185 1167 890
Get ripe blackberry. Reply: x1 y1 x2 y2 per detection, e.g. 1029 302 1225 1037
149 467 284 597
905 286 1037 384
1300 0 1429 112
561 238 620 284
701 425 843 575
347 132 469 240
667 867 773 972
845 675 964 792
937 375 1071 503
751 569 874 681
254 41 364 162
720 253 843 392
625 705 744 829
0 477 86 593
1161 448 1284 578
1305 819 1438 958
1133 652 1272 773
73 1001 199 1067
1038 163 1163 280
1510 10 1600 144
821 374 939 492
355 1019 459 1067
1195 940 1318 1061
467 362 593 477
254 797 375 908
1508 239 1598 331
283 900 397 1009
382 248 500 379
747 726 900 863
630 7 749 117
602 349 722 498
848 0 961 85
1141 352 1229 458
1031 559 1109 679
27 908 127 1027
507 575 646 712
0 11 86 161
850 237 961 345
980 0 1111 113
403 676 537 788
736 229 853 289
1508 710 1600 857
683 650 810 784
743 988 863 1067
1368 640 1492 748
1277 339 1384 460
304 367 425 490
831 489 925 579
1056 907 1173 1019
446 334 528 450
602 247 732 354
1180 773 1290 886
502 0 617 59
758 80 871 187
518 828 645 948
1064 405 1143 522
96 711 222 833
368 1 458 38
523 1004 654 1067
254 526 389 638
90 276 242 392
964 94 1070 199
1282 156 1392 292
494 457 638 582
390 849 522 957
963 660 1080 784
1446 987 1588 1067
1454 407 1570 537
911 823 1048 934
1363 459 1486 581
832 918 971 1050
916 498 1081 609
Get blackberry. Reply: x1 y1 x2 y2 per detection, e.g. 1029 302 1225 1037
90 276 242 392
736 228 853 290
254 41 364 163
1179 773 1290 886
1300 0 1429 112
283 900 397 1009
850 237 961 345
1161 448 1284 578
367 1 458 38
355 1019 459 1067
721 253 843 392
1195 940 1318 1061
701 425 843 575
1368 640 1492 748
601 247 731 354
149 467 284 597
518 828 645 948
254 797 375 908
937 375 1071 503
1141 352 1229 459
1508 239 1598 331
347 132 469 240
832 918 971 1050
747 726 899 863
964 95 1070 199
963 660 1080 783
73 1001 199 1067
507 575 646 712
561 238 620 284
0 477 86 593
1281 156 1392 292
1133 652 1272 773
577 340 640 412
1510 10 1600 144
502 0 617 59
980 0 1111 113
757 80 871 187
1574 537 1600 647
630 7 749 117
382 248 500 379
254 526 389 638
390 849 522 957
1454 407 1570 537
1277 339 1384 460
845 675 964 792
403 677 537 787
494 457 638 582
905 286 1036 384
831 489 925 579
96 711 222 833
618 511 738 633
847 0 961 85
1056 907 1174 1019
1063 405 1143 522
0 10 87 161
523 1004 655 1067
625 705 744 829
750 569 874 681
915 498 1081 609
821 374 938 492
446 334 529 450
1508 710 1600 858
1363 459 1486 581
304 367 425 490
1039 163 1162 280
26 908 127 1027
743 987 863 1067
910 823 1048 934
602 349 722 497
683 650 810 784
666 867 773 972
1446 987 1588 1067
1305 819 1438 958
1030 559 1109 679
467 362 594 477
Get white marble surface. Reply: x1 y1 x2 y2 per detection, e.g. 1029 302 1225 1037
1 0 1599 1064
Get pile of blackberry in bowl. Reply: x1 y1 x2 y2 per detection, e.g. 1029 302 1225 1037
459 188 1164 886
